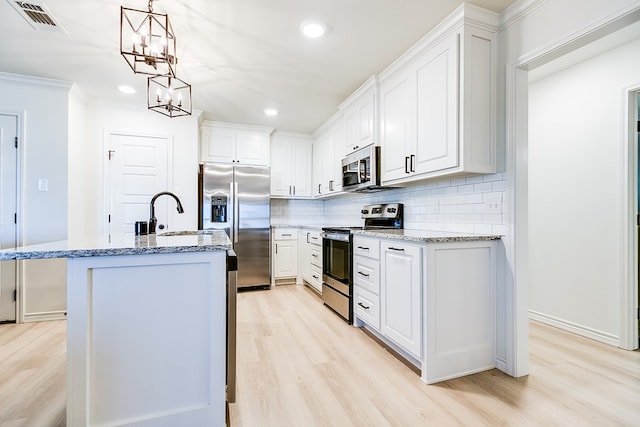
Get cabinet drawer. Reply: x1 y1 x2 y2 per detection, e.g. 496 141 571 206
273 228 298 240
309 264 322 290
354 256 380 295
353 236 380 259
306 230 322 246
310 247 322 268
354 287 380 330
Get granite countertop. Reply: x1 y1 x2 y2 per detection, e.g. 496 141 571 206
271 224 324 230
353 229 502 243
0 230 232 261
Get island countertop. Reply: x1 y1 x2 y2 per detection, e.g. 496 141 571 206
0 230 232 260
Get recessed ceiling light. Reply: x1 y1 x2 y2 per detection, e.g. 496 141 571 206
118 85 136 94
264 108 278 116
300 20 327 38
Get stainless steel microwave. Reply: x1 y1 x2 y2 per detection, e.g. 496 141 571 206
341 145 382 192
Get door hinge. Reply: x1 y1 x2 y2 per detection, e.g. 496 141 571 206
108 214 111 223
14 213 17 224
637 120 640 133
12 290 16 302
637 307 639 320
14 136 18 148
108 150 115 160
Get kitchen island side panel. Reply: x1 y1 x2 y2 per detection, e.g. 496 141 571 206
66 251 226 427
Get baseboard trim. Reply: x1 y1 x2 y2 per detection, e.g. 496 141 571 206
528 310 619 347
495 356 508 373
23 311 67 323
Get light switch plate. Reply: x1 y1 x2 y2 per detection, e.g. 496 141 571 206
38 179 48 192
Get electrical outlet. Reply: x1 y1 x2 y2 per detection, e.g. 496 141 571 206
485 202 500 213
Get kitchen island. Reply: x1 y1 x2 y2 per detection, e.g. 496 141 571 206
0 231 232 427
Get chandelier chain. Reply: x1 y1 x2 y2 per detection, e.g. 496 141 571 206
148 0 153 13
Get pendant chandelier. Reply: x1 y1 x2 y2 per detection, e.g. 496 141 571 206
148 75 192 118
120 0 191 117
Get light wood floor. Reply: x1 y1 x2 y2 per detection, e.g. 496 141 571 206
1 285 640 426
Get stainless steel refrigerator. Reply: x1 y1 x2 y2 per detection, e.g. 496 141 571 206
198 163 271 289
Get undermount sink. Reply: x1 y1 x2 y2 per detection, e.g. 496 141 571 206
159 230 219 237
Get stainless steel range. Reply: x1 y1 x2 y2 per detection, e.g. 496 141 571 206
321 203 403 323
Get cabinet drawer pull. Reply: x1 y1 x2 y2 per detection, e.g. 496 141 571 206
311 236 318 241
312 274 319 279
282 233 292 237
358 271 370 277
312 254 319 258
357 246 370 251
388 247 404 252
357 302 370 310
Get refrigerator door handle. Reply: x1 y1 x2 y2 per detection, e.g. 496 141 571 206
229 181 235 243
233 182 239 244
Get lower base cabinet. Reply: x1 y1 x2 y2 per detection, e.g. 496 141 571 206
381 241 422 359
354 236 499 384
300 229 322 292
272 228 298 285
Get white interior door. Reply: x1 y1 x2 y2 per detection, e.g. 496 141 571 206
106 132 170 234
0 114 17 322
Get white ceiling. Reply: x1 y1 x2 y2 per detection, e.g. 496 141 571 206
0 0 516 133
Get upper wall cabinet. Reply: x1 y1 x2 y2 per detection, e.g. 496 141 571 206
201 121 273 166
379 7 497 185
339 76 377 157
271 132 313 198
313 114 344 197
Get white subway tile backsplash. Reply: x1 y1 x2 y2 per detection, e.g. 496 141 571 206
270 174 506 233
473 182 493 193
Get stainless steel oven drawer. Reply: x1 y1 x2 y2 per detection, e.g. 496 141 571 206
322 283 350 322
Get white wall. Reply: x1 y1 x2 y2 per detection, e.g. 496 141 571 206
73 100 202 236
528 36 640 344
0 72 70 320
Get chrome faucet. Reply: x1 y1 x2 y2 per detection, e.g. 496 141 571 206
149 191 184 234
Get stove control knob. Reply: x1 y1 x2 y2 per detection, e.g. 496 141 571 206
361 209 368 214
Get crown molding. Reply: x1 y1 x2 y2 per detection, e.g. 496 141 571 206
0 71 72 90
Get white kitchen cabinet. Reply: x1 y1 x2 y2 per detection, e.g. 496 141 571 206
340 76 377 156
201 121 273 166
423 241 497 384
379 19 496 185
271 132 313 198
272 228 298 284
312 116 343 197
381 240 422 359
353 233 499 384
300 229 322 292
354 287 380 330
353 235 381 330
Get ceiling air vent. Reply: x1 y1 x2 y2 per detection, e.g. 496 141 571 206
7 0 66 33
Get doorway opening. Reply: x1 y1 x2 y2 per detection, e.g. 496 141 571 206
517 19 640 375
0 113 19 323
